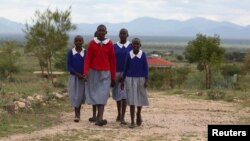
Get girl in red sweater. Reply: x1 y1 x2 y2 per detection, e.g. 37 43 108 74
84 24 116 126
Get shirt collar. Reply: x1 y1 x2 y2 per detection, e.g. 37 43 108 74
116 41 130 48
93 37 110 45
129 50 143 59
72 48 85 57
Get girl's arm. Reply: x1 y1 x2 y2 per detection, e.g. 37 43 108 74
143 52 149 88
66 50 75 74
83 42 92 78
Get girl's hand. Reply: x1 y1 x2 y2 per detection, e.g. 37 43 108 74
83 75 88 81
75 72 83 80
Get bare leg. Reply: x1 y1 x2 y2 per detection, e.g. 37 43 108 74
95 104 107 126
120 99 127 124
136 106 142 126
89 105 97 122
116 100 122 121
130 105 135 127
93 105 97 118
74 105 81 122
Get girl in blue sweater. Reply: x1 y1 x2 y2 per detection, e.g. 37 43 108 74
122 38 149 128
112 28 132 124
67 35 86 122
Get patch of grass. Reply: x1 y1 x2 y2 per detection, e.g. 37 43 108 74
0 97 71 137
141 133 170 141
40 129 113 141
40 129 90 141
180 132 198 141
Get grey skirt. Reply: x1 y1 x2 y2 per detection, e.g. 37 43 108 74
125 77 149 106
112 72 127 101
85 69 111 105
68 75 85 107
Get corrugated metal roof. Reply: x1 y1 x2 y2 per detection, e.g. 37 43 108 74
147 56 174 68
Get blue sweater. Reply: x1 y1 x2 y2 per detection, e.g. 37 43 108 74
114 41 132 72
123 50 149 79
67 48 85 74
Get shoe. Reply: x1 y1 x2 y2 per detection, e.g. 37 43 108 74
89 117 97 122
120 120 127 125
102 119 108 125
74 117 80 122
95 119 108 126
129 123 136 128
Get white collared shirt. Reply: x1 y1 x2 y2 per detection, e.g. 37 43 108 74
129 50 143 59
116 41 130 48
93 37 110 45
72 48 85 57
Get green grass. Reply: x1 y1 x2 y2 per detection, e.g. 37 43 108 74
0 96 71 137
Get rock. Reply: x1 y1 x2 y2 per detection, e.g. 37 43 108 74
15 101 26 108
53 92 64 99
27 96 34 101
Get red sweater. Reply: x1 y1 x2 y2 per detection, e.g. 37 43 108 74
84 38 116 80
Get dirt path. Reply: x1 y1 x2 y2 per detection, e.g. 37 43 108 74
1 92 250 141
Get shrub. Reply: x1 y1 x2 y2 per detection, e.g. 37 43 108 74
207 90 226 100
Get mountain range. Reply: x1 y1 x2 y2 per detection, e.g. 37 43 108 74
1 17 250 39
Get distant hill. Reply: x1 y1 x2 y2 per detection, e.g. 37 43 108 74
1 16 250 39
0 17 24 34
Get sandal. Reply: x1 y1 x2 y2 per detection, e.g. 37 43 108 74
74 117 80 122
120 120 127 125
129 123 136 128
95 119 108 126
89 117 97 122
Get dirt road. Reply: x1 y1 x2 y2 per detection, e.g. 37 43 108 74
1 92 249 141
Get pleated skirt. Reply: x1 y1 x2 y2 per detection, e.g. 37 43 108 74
85 69 111 105
125 77 149 106
68 75 85 107
112 72 127 101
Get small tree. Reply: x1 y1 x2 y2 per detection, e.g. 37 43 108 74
173 66 191 88
24 7 76 84
244 52 250 73
185 33 225 89
0 41 20 80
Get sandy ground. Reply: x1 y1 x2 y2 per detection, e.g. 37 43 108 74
1 91 250 141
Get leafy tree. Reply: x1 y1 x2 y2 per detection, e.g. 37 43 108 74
24 7 76 84
173 66 191 88
244 52 250 73
54 47 68 71
0 41 20 80
185 33 225 89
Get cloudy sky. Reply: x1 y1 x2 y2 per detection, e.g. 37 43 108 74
0 0 250 26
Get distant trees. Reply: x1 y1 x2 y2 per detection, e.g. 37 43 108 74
0 41 20 80
244 52 250 72
185 33 225 89
24 7 76 84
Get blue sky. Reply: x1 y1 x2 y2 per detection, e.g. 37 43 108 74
0 0 250 26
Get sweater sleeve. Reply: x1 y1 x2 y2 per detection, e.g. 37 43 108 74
66 50 75 74
83 42 92 76
123 53 130 79
109 41 116 80
143 53 149 79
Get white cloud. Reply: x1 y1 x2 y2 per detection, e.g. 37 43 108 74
0 0 249 26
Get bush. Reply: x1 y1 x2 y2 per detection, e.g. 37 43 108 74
185 71 205 89
148 68 172 90
207 90 226 100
